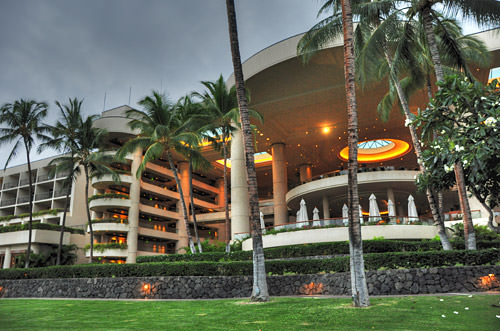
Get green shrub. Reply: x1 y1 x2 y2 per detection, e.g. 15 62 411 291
449 223 500 241
84 243 128 252
88 193 129 202
0 209 62 222
14 245 77 268
91 218 128 224
0 222 84 234
1 248 497 280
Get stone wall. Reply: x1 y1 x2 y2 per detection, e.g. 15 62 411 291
0 265 498 299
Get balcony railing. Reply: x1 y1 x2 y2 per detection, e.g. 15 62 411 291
53 190 69 198
139 220 176 233
444 210 481 221
16 195 32 204
138 242 173 254
19 177 36 186
35 192 53 201
0 198 17 207
2 182 18 189
36 174 54 182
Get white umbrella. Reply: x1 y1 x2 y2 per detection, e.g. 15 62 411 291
369 194 381 222
296 198 309 228
342 203 349 226
359 204 364 224
408 195 419 223
312 207 321 226
388 199 396 223
260 211 266 233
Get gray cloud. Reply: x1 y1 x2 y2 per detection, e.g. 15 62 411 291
0 0 479 167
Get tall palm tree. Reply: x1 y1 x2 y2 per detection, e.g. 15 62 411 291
38 98 83 265
225 0 269 301
0 99 48 268
297 0 370 307
194 75 263 253
175 94 212 253
117 91 199 254
405 0 500 249
356 3 489 250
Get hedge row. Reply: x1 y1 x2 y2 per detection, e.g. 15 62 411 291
0 209 62 222
136 239 500 263
1 248 497 280
0 222 84 235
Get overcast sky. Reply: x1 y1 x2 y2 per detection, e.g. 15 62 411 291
0 0 482 168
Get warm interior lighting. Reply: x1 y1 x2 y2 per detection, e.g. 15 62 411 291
215 152 272 169
322 127 330 134
339 139 410 163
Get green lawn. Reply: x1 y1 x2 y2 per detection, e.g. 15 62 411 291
1 294 499 330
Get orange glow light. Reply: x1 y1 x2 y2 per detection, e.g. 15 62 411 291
339 139 410 163
322 127 330 134
216 152 272 169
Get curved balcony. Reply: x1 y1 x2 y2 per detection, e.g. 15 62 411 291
241 224 438 250
85 248 127 258
89 222 129 233
91 174 133 189
89 197 131 213
286 169 419 207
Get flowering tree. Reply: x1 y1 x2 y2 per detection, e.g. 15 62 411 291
414 75 500 243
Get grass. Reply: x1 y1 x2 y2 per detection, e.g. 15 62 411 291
0 294 499 330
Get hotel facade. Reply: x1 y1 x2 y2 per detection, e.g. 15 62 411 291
1 29 499 268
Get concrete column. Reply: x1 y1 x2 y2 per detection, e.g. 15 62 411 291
322 196 330 219
175 161 190 253
216 178 225 209
271 143 288 225
3 247 11 269
126 148 142 264
230 128 250 238
299 164 312 183
387 188 396 206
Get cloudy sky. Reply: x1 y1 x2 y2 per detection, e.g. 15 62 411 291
0 0 481 167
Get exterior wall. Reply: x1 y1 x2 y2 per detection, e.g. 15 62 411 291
242 225 438 250
1 265 498 299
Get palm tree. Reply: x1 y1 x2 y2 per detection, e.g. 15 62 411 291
194 75 263 252
297 0 370 307
38 98 83 265
357 4 489 250
405 0 500 249
0 99 48 268
117 91 199 254
175 94 213 253
225 0 269 301
65 110 116 263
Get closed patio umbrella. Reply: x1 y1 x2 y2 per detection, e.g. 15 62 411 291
296 198 309 228
312 207 321 226
408 195 419 223
388 199 396 223
342 203 348 226
359 204 364 225
260 211 266 233
369 194 381 223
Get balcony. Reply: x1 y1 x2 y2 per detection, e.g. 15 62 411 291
0 198 17 207
91 174 133 189
2 182 19 190
16 195 32 204
36 174 54 182
89 194 131 212
19 177 36 186
89 222 129 233
34 192 53 201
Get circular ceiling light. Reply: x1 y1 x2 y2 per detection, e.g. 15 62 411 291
338 139 410 163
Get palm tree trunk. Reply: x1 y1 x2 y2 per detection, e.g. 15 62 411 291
383 49 452 250
226 0 269 302
57 179 72 265
422 5 475 249
454 161 476 249
167 151 196 254
188 160 203 253
84 165 94 263
342 0 369 307
223 139 231 253
24 142 33 269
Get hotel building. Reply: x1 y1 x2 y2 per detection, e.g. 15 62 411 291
1 29 499 267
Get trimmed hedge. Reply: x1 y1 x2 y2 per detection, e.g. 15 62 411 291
1 248 497 280
0 222 84 235
136 239 500 263
0 209 62 222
